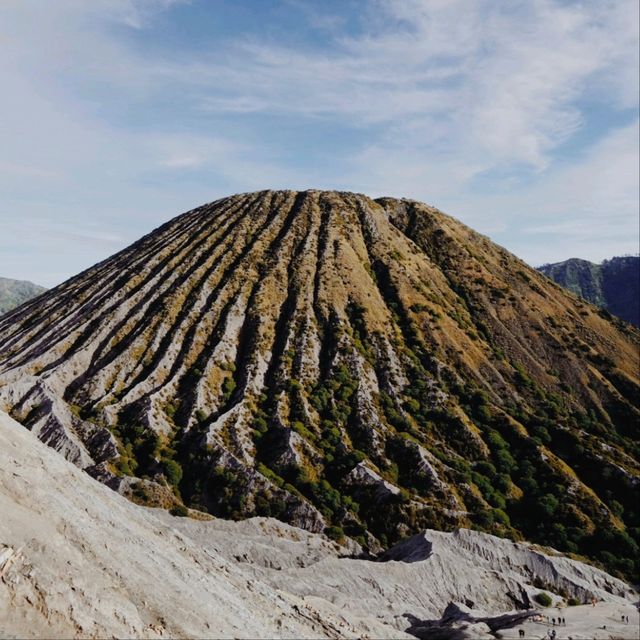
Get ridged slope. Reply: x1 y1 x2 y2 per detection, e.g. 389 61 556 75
0 190 638 578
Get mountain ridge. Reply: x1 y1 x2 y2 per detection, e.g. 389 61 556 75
538 256 639 327
0 190 638 580
0 276 46 315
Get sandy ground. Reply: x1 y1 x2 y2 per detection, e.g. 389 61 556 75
500 603 639 639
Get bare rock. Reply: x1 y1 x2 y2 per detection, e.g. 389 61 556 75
345 461 402 502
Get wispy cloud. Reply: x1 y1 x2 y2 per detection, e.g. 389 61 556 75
454 119 640 265
184 0 638 172
0 0 637 285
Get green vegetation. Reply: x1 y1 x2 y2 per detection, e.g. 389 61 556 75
0 276 46 315
221 376 237 402
162 458 183 487
325 525 345 542
112 419 160 478
534 592 552 607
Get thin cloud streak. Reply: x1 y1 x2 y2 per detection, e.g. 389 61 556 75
0 0 637 285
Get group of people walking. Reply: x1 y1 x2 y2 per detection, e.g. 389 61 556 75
517 610 634 639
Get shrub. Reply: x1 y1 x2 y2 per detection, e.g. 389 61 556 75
291 421 315 441
492 508 511 527
116 457 135 476
169 504 188 517
404 398 421 413
567 597 581 606
164 402 178 418
475 461 497 478
537 493 559 517
222 376 236 398
513 362 534 389
495 448 517 473
162 458 183 487
531 424 552 445
131 482 150 503
325 525 345 542
535 592 552 607
256 463 285 488
475 509 494 528
253 417 268 434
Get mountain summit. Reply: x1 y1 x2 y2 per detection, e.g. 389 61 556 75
0 190 638 578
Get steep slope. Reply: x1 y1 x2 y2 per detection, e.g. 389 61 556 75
538 256 639 327
0 276 46 315
0 190 638 581
1 410 637 639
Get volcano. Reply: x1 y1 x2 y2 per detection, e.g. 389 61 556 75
1 190 638 578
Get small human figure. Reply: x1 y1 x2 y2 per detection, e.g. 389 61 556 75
519 629 525 638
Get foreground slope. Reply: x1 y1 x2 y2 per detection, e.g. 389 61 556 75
0 277 46 315
1 410 637 639
0 410 397 639
0 190 638 578
538 256 639 327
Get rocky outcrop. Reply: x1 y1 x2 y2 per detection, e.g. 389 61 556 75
382 529 634 607
345 461 402 502
404 604 537 640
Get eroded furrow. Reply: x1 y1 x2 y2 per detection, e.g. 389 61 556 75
59 195 260 402
0 200 214 358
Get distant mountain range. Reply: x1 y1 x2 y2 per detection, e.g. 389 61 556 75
0 277 46 315
538 256 639 327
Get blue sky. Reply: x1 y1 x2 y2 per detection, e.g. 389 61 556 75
0 0 638 287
